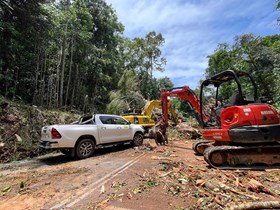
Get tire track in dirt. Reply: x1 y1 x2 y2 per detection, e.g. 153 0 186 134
49 153 146 209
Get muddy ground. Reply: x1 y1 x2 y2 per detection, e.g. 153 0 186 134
0 138 279 210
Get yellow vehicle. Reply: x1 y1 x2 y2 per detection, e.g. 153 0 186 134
123 100 177 133
122 115 155 133
141 100 177 123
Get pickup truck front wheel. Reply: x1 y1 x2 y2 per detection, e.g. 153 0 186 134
132 133 144 146
76 139 95 159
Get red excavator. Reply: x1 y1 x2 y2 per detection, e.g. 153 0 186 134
158 70 280 169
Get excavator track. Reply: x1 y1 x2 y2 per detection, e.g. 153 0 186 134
192 140 214 155
204 144 280 169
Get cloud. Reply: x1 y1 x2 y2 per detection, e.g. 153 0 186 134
106 0 279 89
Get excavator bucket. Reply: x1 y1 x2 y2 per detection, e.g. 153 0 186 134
155 131 168 145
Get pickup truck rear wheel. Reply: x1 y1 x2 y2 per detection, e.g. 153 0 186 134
76 139 95 159
132 133 144 146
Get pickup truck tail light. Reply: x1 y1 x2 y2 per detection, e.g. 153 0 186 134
51 128 62 139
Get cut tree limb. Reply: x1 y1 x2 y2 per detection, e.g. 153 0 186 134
247 178 275 196
230 201 280 210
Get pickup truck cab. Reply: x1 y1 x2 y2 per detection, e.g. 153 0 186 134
40 114 145 159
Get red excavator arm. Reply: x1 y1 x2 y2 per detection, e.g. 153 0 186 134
159 86 209 134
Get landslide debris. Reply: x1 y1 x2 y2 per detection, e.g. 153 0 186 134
0 98 80 163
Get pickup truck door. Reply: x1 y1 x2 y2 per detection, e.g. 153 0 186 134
113 116 132 141
98 116 130 143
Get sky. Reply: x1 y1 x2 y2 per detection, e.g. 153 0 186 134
105 0 279 89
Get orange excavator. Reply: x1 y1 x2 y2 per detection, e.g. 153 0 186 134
158 70 280 169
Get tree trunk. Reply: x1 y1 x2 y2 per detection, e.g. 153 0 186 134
12 66 19 99
59 25 68 108
32 52 41 105
65 36 74 107
59 0 70 108
70 63 79 109
40 51 47 106
55 45 62 108
76 66 81 109
1 10 11 97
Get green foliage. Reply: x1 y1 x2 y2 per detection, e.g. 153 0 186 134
206 34 280 106
106 92 127 114
0 0 52 100
206 43 235 75
106 69 146 114
118 69 137 95
144 31 166 74
0 0 169 114
121 32 167 100
0 185 11 196
158 77 173 89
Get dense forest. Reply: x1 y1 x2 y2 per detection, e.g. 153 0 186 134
0 0 172 115
206 34 280 110
1 0 280 115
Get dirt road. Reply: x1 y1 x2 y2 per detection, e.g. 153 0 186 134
0 139 279 210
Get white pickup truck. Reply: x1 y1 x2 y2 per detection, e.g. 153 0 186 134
40 114 145 159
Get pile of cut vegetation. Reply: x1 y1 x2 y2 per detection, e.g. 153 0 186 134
0 97 80 163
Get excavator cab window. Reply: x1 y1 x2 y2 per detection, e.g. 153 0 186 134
200 70 258 127
200 85 222 127
225 91 245 106
237 74 256 103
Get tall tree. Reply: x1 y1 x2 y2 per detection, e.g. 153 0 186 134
0 0 51 100
0 0 173 115
82 0 124 112
141 31 166 99
144 31 166 77
158 77 173 89
121 32 166 100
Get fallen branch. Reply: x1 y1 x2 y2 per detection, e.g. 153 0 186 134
195 186 212 197
151 156 172 161
214 195 224 207
230 188 259 200
230 201 280 210
160 171 173 177
205 179 259 200
247 179 275 196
